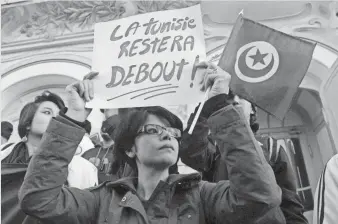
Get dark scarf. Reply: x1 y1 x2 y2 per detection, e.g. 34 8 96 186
1 141 31 164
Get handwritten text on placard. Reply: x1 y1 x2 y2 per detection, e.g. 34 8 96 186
89 5 206 108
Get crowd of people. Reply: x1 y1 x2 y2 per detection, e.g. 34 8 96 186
0 62 336 224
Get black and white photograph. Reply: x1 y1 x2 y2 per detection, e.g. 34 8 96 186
1 0 338 224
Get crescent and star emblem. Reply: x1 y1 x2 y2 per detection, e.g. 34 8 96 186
234 41 280 83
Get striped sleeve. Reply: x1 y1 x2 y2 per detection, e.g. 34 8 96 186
313 154 338 224
268 137 281 164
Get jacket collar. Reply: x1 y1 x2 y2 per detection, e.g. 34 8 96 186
106 172 201 192
106 173 201 224
167 172 201 189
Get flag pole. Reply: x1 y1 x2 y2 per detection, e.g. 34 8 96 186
188 86 210 135
188 10 243 135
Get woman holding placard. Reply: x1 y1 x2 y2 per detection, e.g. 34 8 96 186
19 64 282 224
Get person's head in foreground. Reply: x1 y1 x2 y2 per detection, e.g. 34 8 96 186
114 106 183 176
1 121 13 145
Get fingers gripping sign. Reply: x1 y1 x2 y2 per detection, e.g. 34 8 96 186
65 72 98 122
82 71 99 81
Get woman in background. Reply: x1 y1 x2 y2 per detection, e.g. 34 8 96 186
2 91 65 163
1 91 97 224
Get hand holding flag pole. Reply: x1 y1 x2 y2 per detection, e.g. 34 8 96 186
188 9 245 135
188 9 244 135
188 64 231 135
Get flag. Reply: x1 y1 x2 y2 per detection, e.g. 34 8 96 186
1 163 40 224
218 15 316 120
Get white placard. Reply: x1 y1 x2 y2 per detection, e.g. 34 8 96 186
87 4 206 109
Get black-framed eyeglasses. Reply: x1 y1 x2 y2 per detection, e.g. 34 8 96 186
138 124 181 139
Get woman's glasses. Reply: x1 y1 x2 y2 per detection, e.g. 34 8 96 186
138 124 181 139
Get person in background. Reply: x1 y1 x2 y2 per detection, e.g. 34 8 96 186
18 63 282 224
313 154 338 224
180 84 308 224
82 114 128 183
1 91 97 224
68 131 98 189
76 133 96 156
1 91 66 224
100 108 118 120
1 91 66 163
1 121 13 145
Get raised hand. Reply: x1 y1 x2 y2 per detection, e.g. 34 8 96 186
196 62 231 99
65 72 98 122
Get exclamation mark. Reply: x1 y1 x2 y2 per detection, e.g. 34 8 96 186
190 55 200 88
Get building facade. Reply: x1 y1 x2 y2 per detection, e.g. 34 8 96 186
2 1 338 222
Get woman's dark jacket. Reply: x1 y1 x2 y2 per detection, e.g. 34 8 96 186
19 97 281 224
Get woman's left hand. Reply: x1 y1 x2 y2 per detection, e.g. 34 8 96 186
197 62 231 99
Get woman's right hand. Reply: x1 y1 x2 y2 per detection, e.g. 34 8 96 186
197 62 231 99
65 72 98 122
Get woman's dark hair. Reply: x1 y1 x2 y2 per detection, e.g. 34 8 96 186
18 91 65 138
34 90 65 109
1 121 13 140
114 106 183 174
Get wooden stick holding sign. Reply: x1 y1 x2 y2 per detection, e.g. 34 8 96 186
188 86 210 134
